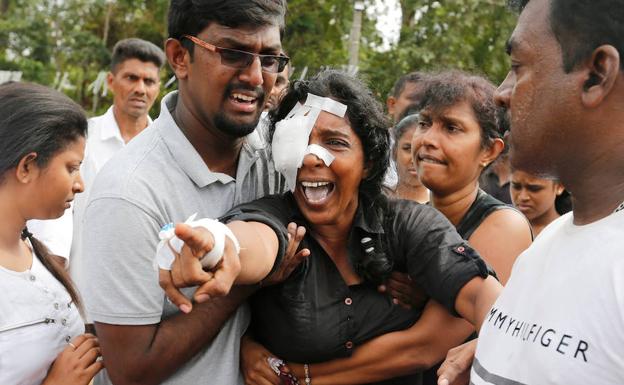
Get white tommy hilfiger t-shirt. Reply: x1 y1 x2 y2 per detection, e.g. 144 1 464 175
473 210 624 385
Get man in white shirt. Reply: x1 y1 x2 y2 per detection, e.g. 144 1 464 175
437 0 624 384
28 38 164 269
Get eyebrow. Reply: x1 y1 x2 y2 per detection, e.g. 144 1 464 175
216 37 281 54
320 127 353 139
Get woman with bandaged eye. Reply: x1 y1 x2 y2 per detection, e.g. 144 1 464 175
158 70 502 385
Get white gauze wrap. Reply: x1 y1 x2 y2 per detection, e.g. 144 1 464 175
272 93 348 191
156 213 241 270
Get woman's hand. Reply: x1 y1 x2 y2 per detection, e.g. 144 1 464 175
261 222 309 286
378 271 428 310
436 339 477 385
241 335 283 385
159 223 241 313
42 333 103 385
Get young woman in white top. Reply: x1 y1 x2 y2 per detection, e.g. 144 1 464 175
0 82 103 385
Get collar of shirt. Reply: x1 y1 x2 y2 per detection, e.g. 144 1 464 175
154 92 260 188
97 106 153 142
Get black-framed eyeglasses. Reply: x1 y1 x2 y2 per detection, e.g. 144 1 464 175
182 35 290 74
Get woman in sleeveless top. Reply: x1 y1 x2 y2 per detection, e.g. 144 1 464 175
0 82 103 385
409 71 533 385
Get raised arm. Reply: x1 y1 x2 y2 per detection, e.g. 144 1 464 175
159 218 301 312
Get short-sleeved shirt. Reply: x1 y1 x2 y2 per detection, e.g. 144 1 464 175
222 193 490 383
473 210 624 385
81 92 284 385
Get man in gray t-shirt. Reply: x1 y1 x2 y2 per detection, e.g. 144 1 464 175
81 1 291 384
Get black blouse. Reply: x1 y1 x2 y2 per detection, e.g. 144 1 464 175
222 193 491 384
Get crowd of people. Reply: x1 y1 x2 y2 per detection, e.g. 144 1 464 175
1 0 623 385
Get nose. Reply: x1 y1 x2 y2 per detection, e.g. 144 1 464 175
517 188 530 202
495 72 512 109
418 122 441 150
134 79 147 95
73 172 85 194
301 152 324 169
238 56 264 88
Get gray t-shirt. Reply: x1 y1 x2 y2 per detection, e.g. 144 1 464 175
81 92 284 385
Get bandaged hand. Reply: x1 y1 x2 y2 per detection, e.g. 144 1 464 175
158 220 242 314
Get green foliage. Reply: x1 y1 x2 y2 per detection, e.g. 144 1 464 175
1 0 518 112
361 0 518 98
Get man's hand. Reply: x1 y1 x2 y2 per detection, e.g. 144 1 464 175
261 222 309 286
437 339 477 385
159 223 241 313
378 271 428 310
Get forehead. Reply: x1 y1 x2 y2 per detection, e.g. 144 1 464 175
312 111 355 135
508 0 558 58
421 99 478 122
114 58 160 77
200 22 282 53
512 170 550 184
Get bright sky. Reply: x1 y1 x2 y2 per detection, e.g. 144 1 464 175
368 0 402 50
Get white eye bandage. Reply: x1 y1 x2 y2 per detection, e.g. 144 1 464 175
156 213 240 271
272 93 348 191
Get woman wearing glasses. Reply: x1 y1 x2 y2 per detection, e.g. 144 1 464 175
0 82 102 385
160 70 502 385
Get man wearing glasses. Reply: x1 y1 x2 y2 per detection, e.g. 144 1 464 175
80 1 292 384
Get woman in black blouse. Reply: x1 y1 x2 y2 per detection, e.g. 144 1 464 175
161 70 502 385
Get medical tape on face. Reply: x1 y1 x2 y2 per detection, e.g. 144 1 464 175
156 213 240 271
272 93 347 191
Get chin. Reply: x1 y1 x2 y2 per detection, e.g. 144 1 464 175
214 114 259 138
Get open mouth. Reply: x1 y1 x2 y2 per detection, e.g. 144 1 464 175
230 92 258 108
300 181 335 204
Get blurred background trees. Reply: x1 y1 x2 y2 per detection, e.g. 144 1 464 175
0 0 517 115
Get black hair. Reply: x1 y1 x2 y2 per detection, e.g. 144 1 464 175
270 69 393 284
0 82 87 311
389 71 427 98
417 70 506 149
168 0 286 58
509 0 624 72
110 38 166 73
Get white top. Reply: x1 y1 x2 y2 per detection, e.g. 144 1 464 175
473 210 624 385
0 243 84 385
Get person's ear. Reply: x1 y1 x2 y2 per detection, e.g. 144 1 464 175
15 153 39 183
480 138 505 168
581 45 620 108
166 38 190 81
554 183 565 196
386 96 396 118
106 71 116 93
